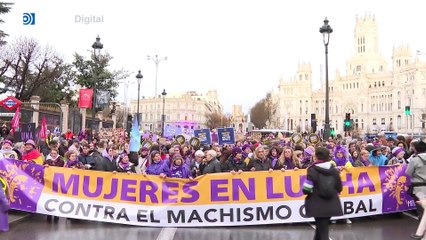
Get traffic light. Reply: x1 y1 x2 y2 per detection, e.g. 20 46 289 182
344 113 351 131
331 128 335 137
311 113 317 132
405 106 411 115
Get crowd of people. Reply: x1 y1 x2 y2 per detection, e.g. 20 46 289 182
1 127 426 238
0 129 423 178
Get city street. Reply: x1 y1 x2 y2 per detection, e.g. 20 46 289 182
1 211 420 240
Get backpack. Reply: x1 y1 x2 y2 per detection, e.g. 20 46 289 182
317 171 336 199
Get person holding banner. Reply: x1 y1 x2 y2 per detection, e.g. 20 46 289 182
303 147 343 240
275 147 301 170
190 150 205 178
221 147 246 174
247 146 273 172
168 154 190 178
144 150 169 178
116 152 135 173
201 150 221 175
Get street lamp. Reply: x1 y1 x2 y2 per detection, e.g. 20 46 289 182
161 89 167 137
319 18 333 140
135 70 143 128
91 35 103 130
147 55 167 97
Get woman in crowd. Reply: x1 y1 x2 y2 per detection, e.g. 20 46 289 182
144 150 169 178
222 147 246 174
64 150 85 169
268 146 281 168
116 152 135 173
331 145 353 168
44 149 65 167
168 154 190 178
354 150 371 167
387 147 407 165
369 146 388 166
21 140 43 165
247 146 273 172
0 139 18 159
275 146 300 170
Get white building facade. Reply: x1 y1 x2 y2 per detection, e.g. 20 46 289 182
130 89 223 132
278 14 426 135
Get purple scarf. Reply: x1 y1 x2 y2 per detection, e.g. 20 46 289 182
169 164 189 178
333 157 347 166
284 157 296 169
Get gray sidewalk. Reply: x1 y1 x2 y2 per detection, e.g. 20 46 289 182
8 210 31 225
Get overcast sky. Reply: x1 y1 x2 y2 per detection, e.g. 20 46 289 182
2 0 426 113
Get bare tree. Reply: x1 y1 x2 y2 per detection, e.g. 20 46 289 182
0 37 69 101
250 92 278 129
204 111 231 129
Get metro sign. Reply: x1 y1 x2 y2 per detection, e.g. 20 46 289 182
0 96 22 110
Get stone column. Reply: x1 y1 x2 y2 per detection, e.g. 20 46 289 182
80 108 87 132
30 95 41 127
60 100 69 133
97 112 103 129
112 114 117 129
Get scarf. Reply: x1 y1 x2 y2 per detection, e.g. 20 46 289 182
66 159 79 168
359 157 370 166
22 149 41 161
333 156 347 167
170 164 183 178
119 161 131 171
284 157 295 169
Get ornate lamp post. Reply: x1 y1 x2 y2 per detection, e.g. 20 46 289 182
319 18 333 140
135 70 143 127
91 36 103 130
161 89 167 137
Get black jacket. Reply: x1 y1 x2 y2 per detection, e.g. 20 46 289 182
247 158 272 171
221 157 246 172
303 163 343 218
201 158 221 175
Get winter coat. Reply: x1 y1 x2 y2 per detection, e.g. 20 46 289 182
201 158 222 174
146 160 169 176
78 153 96 169
44 154 65 167
168 164 190 178
247 158 272 171
303 162 343 218
221 157 246 172
116 162 136 173
369 151 388 166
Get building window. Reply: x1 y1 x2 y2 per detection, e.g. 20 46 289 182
381 118 385 125
373 118 377 125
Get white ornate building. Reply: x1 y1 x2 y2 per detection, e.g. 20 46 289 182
278 14 426 135
130 89 223 132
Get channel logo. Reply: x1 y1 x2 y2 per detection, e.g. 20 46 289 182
23 13 35 25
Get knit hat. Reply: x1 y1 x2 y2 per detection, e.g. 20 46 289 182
141 147 149 152
25 139 36 148
3 139 13 146
391 147 405 157
304 147 314 156
242 144 251 151
231 147 243 157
